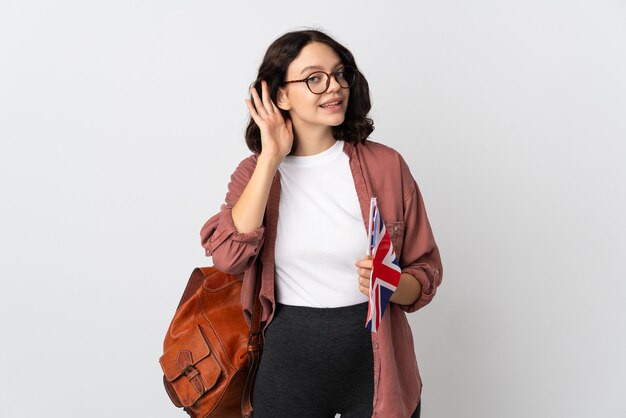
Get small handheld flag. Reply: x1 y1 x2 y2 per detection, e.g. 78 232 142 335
365 198 402 333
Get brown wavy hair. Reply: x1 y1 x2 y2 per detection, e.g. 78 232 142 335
245 29 374 154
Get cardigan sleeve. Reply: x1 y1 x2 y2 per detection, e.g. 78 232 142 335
396 160 443 313
200 155 265 275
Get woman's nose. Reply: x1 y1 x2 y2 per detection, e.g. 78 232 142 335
326 74 342 92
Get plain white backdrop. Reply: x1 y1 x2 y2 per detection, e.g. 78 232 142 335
1 0 625 417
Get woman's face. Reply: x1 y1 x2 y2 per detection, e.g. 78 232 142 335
278 42 350 132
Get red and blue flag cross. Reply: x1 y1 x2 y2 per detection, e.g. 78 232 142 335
365 198 402 333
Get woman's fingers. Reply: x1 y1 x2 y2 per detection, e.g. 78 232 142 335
356 263 371 276
355 257 372 270
250 80 275 117
358 274 370 296
246 80 293 159
357 267 371 280
245 98 262 126
249 84 268 118
356 256 372 296
249 80 284 124
260 80 276 114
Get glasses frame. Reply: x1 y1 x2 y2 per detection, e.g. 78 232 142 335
283 66 356 95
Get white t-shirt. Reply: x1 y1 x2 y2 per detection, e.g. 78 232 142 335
274 140 369 307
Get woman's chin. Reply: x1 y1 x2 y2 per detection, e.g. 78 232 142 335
326 114 346 127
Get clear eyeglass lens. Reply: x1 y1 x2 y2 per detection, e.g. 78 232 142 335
336 68 355 88
306 72 329 94
305 68 356 94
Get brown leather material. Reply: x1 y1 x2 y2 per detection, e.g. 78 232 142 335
241 272 263 418
241 342 260 418
160 266 262 417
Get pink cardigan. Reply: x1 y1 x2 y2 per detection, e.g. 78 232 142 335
200 140 443 417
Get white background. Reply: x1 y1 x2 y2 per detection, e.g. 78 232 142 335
1 1 625 417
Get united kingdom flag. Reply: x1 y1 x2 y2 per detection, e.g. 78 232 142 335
365 198 402 333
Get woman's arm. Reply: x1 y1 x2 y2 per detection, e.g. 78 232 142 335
199 80 294 274
231 154 281 233
199 156 267 275
356 257 423 305
355 155 442 312
234 80 294 233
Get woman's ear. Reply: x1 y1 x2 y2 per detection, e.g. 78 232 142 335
276 87 291 111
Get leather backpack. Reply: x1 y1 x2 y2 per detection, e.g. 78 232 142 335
159 266 262 417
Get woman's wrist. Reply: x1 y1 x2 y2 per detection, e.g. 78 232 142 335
390 273 422 305
257 152 284 170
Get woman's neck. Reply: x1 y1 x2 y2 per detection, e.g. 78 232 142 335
291 126 336 156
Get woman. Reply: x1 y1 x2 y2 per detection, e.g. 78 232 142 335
201 29 442 418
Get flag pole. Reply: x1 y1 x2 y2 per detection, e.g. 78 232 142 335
366 197 376 256
365 197 376 331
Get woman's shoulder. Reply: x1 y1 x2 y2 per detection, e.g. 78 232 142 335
355 138 407 167
239 152 259 166
224 153 260 191
355 139 418 192
230 153 259 174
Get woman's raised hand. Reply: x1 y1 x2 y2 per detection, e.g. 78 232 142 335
245 80 294 162
231 80 291 234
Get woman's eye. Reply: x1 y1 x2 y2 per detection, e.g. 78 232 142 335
336 70 345 79
307 76 322 84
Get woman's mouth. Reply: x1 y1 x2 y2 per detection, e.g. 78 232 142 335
320 100 343 110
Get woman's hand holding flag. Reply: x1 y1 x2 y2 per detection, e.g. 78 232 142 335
359 198 422 332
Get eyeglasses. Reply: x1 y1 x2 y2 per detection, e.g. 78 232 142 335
283 66 357 95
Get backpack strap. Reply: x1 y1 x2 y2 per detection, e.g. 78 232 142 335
241 263 263 418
